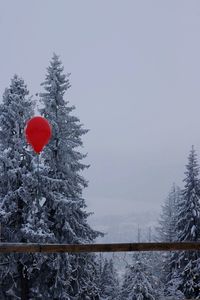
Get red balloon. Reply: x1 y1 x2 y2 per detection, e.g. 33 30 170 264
25 116 52 154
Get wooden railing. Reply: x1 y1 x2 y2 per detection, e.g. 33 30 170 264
1 242 200 253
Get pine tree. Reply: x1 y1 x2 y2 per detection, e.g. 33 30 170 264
120 253 156 300
157 184 180 243
99 258 120 300
37 53 103 299
0 75 48 299
169 146 200 299
96 253 104 297
156 184 181 296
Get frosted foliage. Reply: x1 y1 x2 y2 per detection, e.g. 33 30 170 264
98 258 120 300
177 146 200 243
167 146 200 299
0 75 51 299
156 184 181 243
39 53 88 192
0 76 63 300
155 184 182 296
37 53 103 299
120 254 156 300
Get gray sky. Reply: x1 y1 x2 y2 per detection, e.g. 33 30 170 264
1 1 200 218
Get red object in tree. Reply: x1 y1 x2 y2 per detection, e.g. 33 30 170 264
25 116 52 154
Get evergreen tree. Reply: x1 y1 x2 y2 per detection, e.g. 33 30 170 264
99 258 120 300
157 184 180 243
169 146 200 299
163 270 185 300
37 53 103 299
96 253 104 297
120 253 156 300
156 184 181 296
146 251 162 299
0 75 48 299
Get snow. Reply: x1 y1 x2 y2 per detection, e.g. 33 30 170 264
191 225 196 237
39 197 46 207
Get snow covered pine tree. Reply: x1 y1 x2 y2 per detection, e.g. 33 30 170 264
37 53 103 299
0 75 42 299
168 146 200 299
99 258 120 300
120 253 156 300
157 184 180 244
156 184 182 297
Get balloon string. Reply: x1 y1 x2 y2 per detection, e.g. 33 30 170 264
36 153 40 223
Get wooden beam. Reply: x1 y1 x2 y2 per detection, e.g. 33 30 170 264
1 242 200 253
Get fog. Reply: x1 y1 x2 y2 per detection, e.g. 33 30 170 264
1 1 200 219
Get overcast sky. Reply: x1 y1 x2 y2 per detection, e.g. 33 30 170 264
1 1 200 218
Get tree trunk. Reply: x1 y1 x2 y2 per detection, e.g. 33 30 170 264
18 262 29 300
